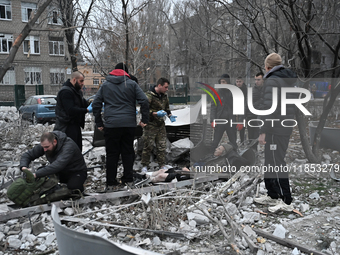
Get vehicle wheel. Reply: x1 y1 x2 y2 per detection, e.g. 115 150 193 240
32 114 38 125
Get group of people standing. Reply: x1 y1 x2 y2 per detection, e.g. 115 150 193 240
19 52 298 213
211 53 297 213
19 63 176 193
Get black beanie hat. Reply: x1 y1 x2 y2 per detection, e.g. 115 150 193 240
219 74 230 84
115 63 129 73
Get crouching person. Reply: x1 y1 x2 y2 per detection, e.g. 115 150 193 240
8 131 88 206
20 131 87 191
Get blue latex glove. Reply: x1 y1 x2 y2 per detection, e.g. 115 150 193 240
156 110 167 117
170 115 177 122
87 103 93 113
136 109 138 115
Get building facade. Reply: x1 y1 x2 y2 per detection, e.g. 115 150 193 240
0 0 71 101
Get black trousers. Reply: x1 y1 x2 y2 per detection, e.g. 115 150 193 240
104 127 135 185
65 123 82 152
264 133 292 205
59 170 87 192
212 124 237 149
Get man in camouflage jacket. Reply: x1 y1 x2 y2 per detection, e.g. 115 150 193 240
141 78 176 170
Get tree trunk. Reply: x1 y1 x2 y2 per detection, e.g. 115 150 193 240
0 0 53 81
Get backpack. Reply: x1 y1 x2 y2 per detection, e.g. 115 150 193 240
7 175 74 207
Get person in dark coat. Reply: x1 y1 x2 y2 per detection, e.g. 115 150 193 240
92 63 149 192
210 74 237 149
20 131 87 191
254 53 297 213
54 71 89 151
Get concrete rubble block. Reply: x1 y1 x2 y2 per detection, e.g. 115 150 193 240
20 228 31 239
45 233 56 246
99 228 111 238
7 235 22 249
0 232 4 241
242 197 253 206
152 236 161 246
243 225 257 239
256 249 265 255
25 234 37 243
264 242 273 253
187 212 210 225
299 203 310 212
273 224 286 239
291 247 301 255
241 212 260 223
309 192 320 200
141 193 151 205
36 244 47 251
37 232 50 238
64 207 74 216
323 154 331 160
142 238 151 246
225 203 238 215
163 241 181 250
6 219 19 226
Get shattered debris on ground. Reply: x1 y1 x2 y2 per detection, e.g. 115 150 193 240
0 106 340 255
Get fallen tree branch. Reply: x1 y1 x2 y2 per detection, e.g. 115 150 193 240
253 228 328 255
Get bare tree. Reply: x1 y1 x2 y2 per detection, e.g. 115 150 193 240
56 0 96 71
0 0 53 81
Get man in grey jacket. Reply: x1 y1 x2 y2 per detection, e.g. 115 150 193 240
20 131 87 192
92 63 149 192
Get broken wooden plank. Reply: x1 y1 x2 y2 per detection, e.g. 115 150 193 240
253 228 328 255
0 175 218 222
61 216 186 239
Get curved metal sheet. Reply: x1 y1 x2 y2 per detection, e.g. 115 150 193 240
51 204 161 255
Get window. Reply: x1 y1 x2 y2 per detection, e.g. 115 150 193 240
23 35 40 54
0 67 15 85
93 79 99 85
49 37 64 55
0 33 12 53
48 8 62 25
21 2 37 22
101 79 105 84
50 68 65 85
0 0 11 20
93 67 99 73
24 67 41 85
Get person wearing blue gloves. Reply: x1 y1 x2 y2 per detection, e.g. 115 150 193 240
141 78 176 172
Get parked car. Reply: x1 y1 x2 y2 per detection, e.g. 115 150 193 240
19 95 57 124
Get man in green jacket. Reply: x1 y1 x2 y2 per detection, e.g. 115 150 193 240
141 78 177 172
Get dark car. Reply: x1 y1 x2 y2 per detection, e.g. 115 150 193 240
19 95 57 124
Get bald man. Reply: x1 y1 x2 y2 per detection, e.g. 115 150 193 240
54 71 89 151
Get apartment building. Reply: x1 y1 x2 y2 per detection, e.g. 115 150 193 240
0 0 71 98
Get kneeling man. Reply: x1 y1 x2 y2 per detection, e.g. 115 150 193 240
20 131 87 192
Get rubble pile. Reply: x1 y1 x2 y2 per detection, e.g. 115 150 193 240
0 108 340 254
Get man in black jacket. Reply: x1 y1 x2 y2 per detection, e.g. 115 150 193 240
254 53 296 213
93 63 149 192
210 74 237 149
54 71 89 151
20 131 87 191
